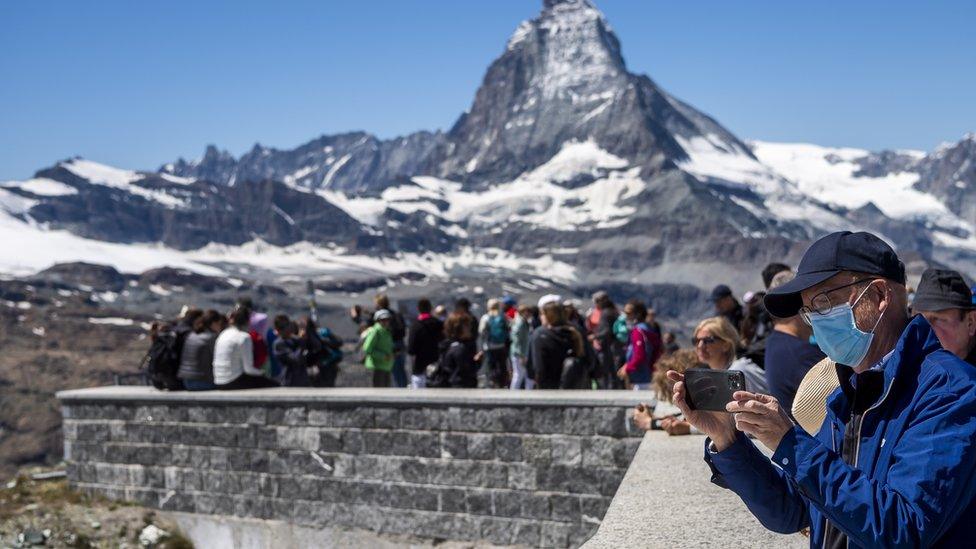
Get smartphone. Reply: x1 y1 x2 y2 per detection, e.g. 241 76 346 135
683 368 746 412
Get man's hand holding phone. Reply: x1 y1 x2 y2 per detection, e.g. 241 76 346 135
725 391 793 452
668 371 737 450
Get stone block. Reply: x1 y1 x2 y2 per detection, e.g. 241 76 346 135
268 406 307 425
540 521 573 548
531 410 565 434
520 493 551 520
341 429 364 453
276 427 319 451
188 446 210 469
494 435 523 462
467 433 494 460
492 489 521 517
465 488 493 515
209 447 230 470
318 429 343 452
399 407 448 430
512 520 542 547
373 407 399 429
562 407 597 436
277 475 318 500
439 487 466 513
550 493 580 521
169 445 190 467
481 517 517 546
333 454 355 477
550 435 582 466
61 420 78 440
388 458 420 485
507 463 538 490
598 467 628 497
186 406 210 423
580 494 612 522
429 460 507 489
581 436 617 468
388 483 439 511
204 471 239 494
594 407 630 438
614 437 643 467
144 466 165 489
255 426 278 449
438 433 466 460
522 436 552 463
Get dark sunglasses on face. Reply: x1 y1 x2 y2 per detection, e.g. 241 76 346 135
692 336 717 346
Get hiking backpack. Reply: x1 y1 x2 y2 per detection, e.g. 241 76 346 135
141 331 183 390
612 316 629 343
487 315 508 345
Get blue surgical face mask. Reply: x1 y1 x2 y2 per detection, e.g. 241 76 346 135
809 284 885 367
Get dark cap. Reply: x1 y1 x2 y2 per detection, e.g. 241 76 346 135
912 268 975 312
764 231 906 318
710 284 733 302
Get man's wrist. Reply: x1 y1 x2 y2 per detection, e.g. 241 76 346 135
710 430 737 452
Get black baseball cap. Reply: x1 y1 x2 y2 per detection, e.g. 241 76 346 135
913 268 975 312
710 284 733 302
764 231 906 318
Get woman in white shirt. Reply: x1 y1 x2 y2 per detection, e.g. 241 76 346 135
214 307 279 390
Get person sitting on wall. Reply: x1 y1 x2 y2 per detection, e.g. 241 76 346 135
214 307 280 390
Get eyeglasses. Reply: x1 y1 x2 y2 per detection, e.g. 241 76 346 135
798 278 878 325
692 336 717 346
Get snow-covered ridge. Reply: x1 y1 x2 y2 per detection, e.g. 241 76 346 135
319 140 642 231
62 159 188 208
751 141 945 220
2 178 78 197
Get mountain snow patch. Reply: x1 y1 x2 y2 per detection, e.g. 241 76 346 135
2 178 78 197
752 142 947 220
62 159 187 209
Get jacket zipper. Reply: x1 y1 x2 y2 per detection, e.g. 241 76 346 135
823 421 837 549
842 377 895 549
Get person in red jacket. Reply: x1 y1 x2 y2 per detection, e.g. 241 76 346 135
617 299 661 391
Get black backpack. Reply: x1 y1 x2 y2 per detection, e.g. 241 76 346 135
141 331 183 390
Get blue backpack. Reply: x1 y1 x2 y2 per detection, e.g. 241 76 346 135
488 315 507 345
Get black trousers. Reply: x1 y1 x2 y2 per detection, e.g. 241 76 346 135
217 374 279 390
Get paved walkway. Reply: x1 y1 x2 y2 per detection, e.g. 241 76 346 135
584 430 807 548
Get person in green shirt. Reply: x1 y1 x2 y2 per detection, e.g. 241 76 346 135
363 309 395 387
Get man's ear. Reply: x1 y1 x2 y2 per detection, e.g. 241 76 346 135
967 311 976 337
873 280 891 313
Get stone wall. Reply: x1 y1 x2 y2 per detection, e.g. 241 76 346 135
58 387 646 548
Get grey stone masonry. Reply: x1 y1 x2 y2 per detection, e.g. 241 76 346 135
57 387 649 548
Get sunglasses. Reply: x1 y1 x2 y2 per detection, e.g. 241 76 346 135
692 336 717 346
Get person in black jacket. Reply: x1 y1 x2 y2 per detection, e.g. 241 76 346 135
407 298 444 388
273 315 309 387
429 312 477 388
526 302 584 389
590 292 624 389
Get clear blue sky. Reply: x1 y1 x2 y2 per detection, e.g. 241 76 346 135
2 0 974 180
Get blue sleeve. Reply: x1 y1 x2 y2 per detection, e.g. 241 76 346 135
772 387 976 547
705 431 811 534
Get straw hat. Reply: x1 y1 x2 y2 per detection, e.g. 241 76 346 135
792 358 840 435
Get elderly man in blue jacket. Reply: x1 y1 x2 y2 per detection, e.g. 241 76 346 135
670 231 976 548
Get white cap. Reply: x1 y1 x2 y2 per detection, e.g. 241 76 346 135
537 294 562 308
373 309 392 321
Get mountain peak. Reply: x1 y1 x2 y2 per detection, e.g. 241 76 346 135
543 0 596 9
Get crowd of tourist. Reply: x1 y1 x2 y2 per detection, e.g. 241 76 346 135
144 297 344 391
142 232 976 429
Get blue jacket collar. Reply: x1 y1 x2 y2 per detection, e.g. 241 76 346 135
827 315 942 418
